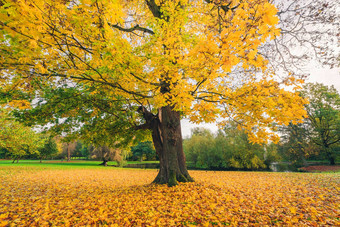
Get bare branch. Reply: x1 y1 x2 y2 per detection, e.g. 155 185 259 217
109 23 154 35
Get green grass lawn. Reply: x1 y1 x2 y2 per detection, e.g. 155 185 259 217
1 159 338 173
0 159 160 169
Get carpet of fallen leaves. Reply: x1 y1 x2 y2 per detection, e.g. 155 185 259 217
0 166 339 226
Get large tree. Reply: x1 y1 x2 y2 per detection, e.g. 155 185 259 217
0 0 310 186
301 83 340 165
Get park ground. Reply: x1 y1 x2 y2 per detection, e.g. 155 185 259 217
0 161 339 226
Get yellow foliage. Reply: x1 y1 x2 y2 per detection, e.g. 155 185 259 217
0 0 307 144
0 167 338 226
7 100 31 110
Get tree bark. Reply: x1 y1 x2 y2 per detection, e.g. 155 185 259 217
138 105 194 186
325 147 335 165
67 143 71 162
99 159 108 166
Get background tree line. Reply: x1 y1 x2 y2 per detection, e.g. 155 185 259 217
184 83 339 170
0 112 157 165
278 83 339 166
1 82 338 169
52 140 157 166
183 126 279 171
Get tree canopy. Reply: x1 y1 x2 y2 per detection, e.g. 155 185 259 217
0 0 310 185
277 83 340 166
301 83 340 164
0 111 45 162
37 136 60 162
0 0 307 142
184 126 270 170
131 141 156 162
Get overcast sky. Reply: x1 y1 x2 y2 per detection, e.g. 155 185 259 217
181 67 340 138
308 67 339 91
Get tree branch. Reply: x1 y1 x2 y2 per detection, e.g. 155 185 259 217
109 23 154 35
145 0 161 18
134 123 151 130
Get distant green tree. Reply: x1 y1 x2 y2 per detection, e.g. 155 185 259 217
80 144 91 159
184 126 274 170
223 124 267 170
0 147 9 159
184 129 220 169
130 141 156 162
191 128 213 137
301 83 340 165
37 136 59 162
278 122 317 166
72 141 84 159
263 142 281 167
0 111 45 162
90 145 127 167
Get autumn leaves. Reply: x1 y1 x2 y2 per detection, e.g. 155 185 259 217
0 167 338 226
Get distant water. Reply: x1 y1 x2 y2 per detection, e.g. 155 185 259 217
269 162 297 172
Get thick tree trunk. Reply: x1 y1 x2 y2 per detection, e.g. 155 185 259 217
99 159 108 166
326 149 335 165
323 146 335 165
139 106 193 186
